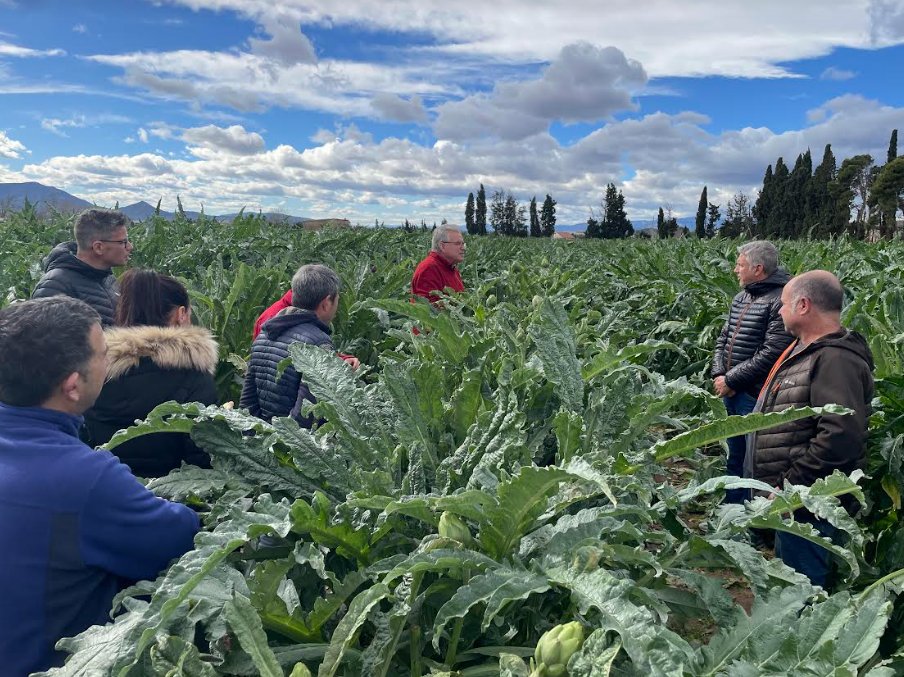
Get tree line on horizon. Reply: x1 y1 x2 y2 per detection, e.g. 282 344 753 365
457 128 903 241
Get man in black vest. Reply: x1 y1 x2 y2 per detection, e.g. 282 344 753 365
32 208 133 326
750 270 874 587
712 240 793 502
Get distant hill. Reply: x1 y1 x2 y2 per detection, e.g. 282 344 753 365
0 182 311 223
0 182 93 214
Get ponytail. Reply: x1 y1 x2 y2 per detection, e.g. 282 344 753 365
115 268 189 327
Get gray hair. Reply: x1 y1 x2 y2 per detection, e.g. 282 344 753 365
788 271 843 313
291 264 341 310
737 240 779 276
432 224 462 252
73 208 132 251
0 297 100 407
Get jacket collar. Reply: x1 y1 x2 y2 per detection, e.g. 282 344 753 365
428 250 458 270
260 308 332 340
0 402 83 437
103 325 219 380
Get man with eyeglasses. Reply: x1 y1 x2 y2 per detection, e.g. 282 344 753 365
411 224 466 305
32 208 133 326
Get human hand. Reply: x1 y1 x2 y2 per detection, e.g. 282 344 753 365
713 376 735 397
342 355 361 370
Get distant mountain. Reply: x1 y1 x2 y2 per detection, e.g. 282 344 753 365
0 182 310 223
0 182 93 213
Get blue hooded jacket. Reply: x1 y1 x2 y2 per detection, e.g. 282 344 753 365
0 403 199 675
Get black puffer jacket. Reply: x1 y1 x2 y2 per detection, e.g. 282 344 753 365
32 242 118 326
240 309 334 424
750 330 874 488
84 325 219 477
711 269 793 397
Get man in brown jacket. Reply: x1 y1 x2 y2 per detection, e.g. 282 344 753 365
749 270 874 587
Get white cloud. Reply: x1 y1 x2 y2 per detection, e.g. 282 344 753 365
158 0 885 78
40 114 132 137
820 66 857 81
0 41 65 58
182 124 265 155
371 93 428 123
435 43 646 141
138 128 149 143
73 23 88 34
247 10 317 66
0 130 27 159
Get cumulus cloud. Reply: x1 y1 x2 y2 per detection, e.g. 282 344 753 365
182 124 266 155
160 0 884 78
820 66 857 81
0 41 65 57
869 0 904 44
434 43 646 142
248 10 317 66
371 93 428 123
0 130 27 159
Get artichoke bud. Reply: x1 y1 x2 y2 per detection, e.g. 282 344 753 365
437 511 472 545
534 622 584 677
289 663 313 677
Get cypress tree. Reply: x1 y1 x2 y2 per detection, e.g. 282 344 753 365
657 206 666 239
706 202 721 238
807 144 837 236
529 196 541 237
695 186 708 237
540 194 557 236
465 192 475 234
769 158 790 237
489 190 505 234
476 184 487 235
888 129 898 164
753 164 774 237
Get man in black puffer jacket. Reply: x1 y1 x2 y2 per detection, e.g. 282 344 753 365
240 264 341 424
748 270 874 587
712 240 793 502
32 208 132 326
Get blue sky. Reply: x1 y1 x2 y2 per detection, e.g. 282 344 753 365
1 0 903 225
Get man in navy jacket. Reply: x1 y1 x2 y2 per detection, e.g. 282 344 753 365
0 296 199 676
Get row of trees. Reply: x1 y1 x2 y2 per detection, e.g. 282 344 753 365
748 130 902 240
464 185 558 236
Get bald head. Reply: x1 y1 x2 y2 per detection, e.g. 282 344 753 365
786 270 843 314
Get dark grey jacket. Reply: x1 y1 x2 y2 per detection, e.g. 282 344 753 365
711 269 793 397
32 242 118 326
750 330 874 488
239 309 333 424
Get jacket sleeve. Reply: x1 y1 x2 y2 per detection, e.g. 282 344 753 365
31 272 70 300
182 373 219 468
239 367 261 418
711 315 730 377
784 351 871 486
723 301 793 391
412 263 445 301
80 458 199 581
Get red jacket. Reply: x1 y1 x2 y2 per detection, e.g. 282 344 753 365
253 290 293 340
411 251 464 304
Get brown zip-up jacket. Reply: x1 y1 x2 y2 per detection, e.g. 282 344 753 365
749 329 874 488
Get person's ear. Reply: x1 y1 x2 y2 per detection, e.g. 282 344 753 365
59 371 82 403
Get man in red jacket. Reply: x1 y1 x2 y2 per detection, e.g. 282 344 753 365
412 225 466 304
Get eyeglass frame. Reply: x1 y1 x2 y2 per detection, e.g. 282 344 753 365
96 238 131 246
440 238 466 247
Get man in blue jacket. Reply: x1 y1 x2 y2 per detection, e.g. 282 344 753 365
240 263 342 424
0 296 200 676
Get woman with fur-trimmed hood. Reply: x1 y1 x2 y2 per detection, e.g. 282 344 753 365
84 269 219 477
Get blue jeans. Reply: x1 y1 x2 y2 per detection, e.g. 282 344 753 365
723 391 756 504
775 513 836 588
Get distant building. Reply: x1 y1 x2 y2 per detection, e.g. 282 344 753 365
552 232 576 241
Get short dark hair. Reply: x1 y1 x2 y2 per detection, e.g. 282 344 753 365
116 268 190 327
0 297 100 406
73 208 131 250
291 264 340 310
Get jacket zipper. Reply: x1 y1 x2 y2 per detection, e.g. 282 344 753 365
724 299 754 371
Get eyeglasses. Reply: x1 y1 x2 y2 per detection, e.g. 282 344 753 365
442 240 466 247
97 238 131 246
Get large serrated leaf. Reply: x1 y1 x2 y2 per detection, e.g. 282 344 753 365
431 568 551 648
317 584 391 677
528 298 583 412
224 594 285 677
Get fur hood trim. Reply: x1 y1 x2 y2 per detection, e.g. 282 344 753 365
104 325 219 380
